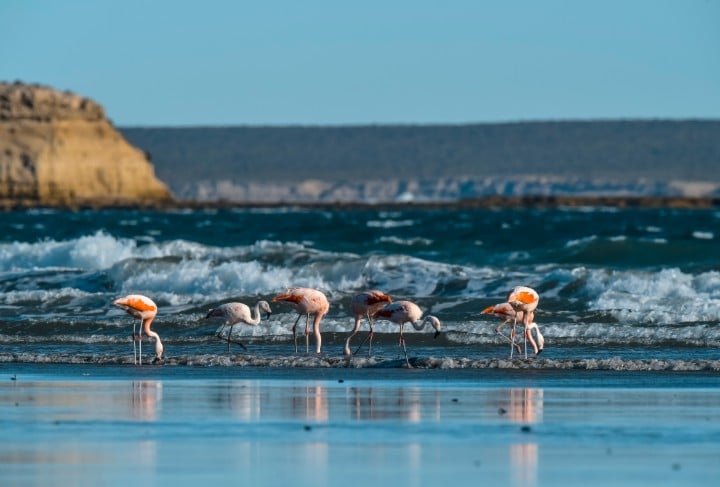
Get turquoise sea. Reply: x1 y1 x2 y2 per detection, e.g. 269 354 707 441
1 207 719 367
1 207 719 486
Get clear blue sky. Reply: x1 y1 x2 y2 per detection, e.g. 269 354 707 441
2 0 718 126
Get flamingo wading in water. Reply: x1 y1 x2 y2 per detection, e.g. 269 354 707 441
506 286 540 359
205 300 272 352
344 290 393 357
482 302 544 357
273 287 329 354
373 300 441 367
112 294 163 365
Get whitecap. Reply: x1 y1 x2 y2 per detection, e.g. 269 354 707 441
0 288 94 307
0 231 138 272
584 268 720 324
565 235 597 247
376 236 433 246
366 219 416 228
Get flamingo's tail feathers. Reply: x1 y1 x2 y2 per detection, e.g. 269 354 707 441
273 291 303 304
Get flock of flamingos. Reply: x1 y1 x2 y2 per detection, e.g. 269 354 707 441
111 286 545 367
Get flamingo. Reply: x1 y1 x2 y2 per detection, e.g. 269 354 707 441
481 302 544 356
482 302 524 355
373 300 441 367
112 294 163 365
344 290 393 357
506 286 540 359
272 287 329 353
205 300 272 352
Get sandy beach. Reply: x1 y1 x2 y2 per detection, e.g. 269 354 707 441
1 365 719 486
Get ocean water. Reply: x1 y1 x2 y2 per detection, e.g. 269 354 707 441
1 207 719 369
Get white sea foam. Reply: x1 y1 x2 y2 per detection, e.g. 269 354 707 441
584 268 720 324
1 352 718 370
376 236 433 246
366 219 415 228
4 231 720 331
0 231 172 272
0 288 93 307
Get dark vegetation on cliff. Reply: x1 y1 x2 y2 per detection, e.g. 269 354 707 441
121 121 720 189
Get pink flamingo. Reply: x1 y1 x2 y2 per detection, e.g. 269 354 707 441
273 287 329 353
506 286 540 359
482 302 524 355
205 300 272 352
344 290 393 357
112 294 163 365
373 300 441 367
482 302 544 356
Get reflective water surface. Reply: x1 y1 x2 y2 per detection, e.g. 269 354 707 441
1 367 719 486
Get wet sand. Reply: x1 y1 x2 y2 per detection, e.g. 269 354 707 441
1 365 719 486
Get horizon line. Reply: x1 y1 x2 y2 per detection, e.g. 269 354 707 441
117 117 720 130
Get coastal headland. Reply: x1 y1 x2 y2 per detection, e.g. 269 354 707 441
0 82 171 208
2 82 719 209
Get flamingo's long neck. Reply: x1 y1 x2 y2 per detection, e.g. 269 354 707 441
248 303 263 326
410 319 427 331
142 318 163 357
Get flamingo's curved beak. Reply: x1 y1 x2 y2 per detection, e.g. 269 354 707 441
434 331 441 339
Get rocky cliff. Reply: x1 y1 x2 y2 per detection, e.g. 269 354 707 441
0 82 172 206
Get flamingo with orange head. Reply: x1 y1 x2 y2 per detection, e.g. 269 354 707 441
112 294 164 365
506 286 540 359
482 301 544 357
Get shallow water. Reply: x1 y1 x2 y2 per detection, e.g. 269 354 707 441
2 365 719 486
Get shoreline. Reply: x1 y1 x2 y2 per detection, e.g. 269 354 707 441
2 194 720 211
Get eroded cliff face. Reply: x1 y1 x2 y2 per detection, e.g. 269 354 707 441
0 82 172 206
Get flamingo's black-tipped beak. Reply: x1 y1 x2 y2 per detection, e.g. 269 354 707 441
536 349 543 356
265 311 272 320
205 309 215 319
434 331 441 339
